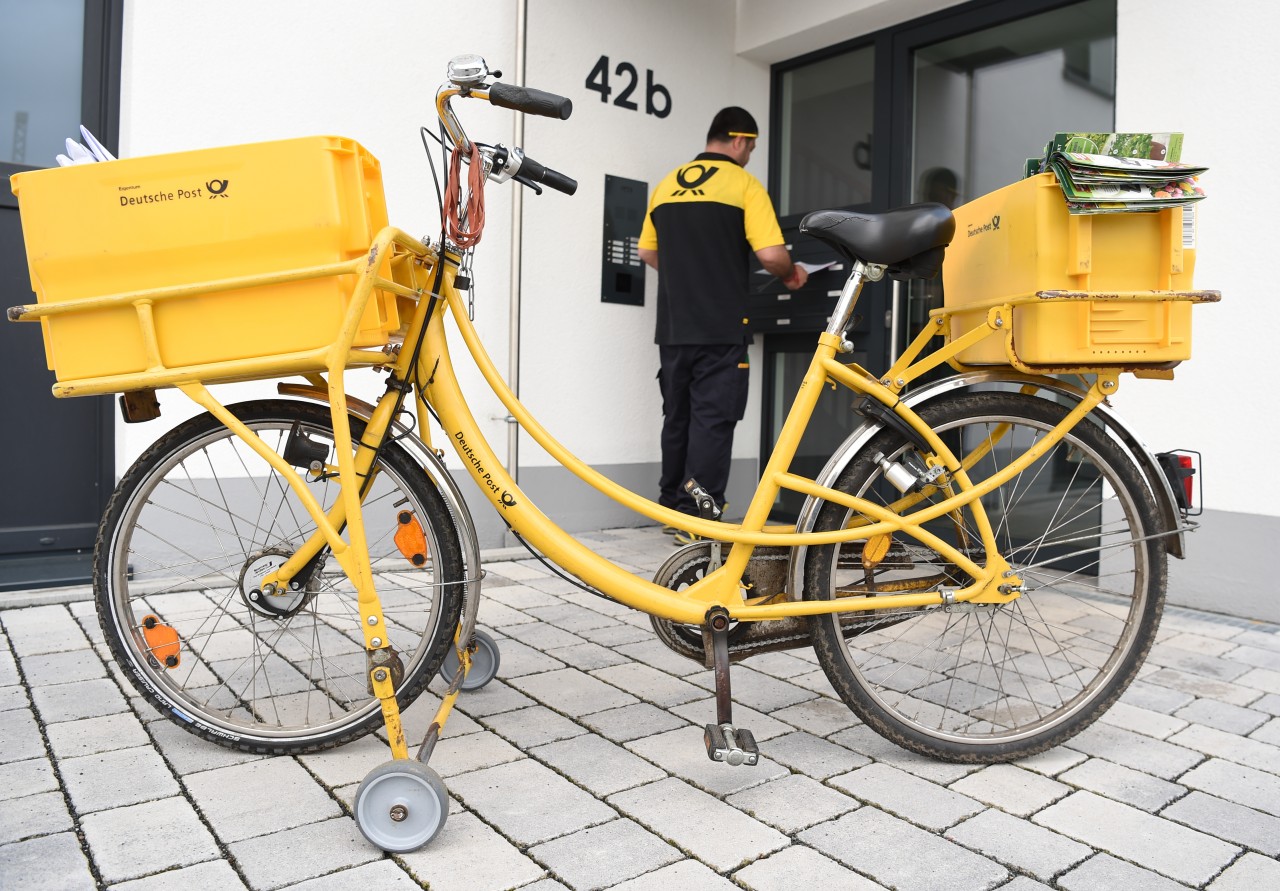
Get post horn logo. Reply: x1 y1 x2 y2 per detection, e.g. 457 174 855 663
207 179 230 198
500 492 518 509
672 164 718 197
991 214 1001 230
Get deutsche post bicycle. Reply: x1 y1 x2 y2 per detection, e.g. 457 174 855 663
7 54 1217 852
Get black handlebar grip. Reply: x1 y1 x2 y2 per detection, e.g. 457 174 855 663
487 82 573 120
519 154 578 196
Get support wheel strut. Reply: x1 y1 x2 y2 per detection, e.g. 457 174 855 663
354 760 449 852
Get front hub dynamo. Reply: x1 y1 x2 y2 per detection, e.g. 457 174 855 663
238 547 315 619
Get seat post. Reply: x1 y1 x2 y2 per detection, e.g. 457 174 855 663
824 260 884 343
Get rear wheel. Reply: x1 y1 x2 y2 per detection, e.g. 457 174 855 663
95 400 464 754
804 391 1166 761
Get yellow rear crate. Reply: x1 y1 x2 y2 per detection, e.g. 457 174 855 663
942 173 1195 366
10 136 399 385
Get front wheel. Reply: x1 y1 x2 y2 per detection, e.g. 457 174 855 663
95 400 465 754
804 391 1167 762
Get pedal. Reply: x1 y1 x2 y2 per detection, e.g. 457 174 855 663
703 723 759 766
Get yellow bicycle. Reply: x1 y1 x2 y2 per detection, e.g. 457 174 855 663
8 54 1217 852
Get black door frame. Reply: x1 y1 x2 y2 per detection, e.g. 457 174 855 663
1 0 123 586
760 0 1108 491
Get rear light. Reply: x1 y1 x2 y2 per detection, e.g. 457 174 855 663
1156 450 1201 516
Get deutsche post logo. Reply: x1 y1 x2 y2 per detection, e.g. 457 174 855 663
207 179 230 198
672 164 717 196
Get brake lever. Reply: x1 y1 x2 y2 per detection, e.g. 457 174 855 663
512 173 543 195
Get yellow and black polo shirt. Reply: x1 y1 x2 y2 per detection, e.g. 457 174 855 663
639 152 784 346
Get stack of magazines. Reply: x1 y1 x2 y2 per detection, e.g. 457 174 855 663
1025 132 1207 215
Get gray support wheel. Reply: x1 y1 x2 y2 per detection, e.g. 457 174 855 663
354 759 449 852
439 628 501 690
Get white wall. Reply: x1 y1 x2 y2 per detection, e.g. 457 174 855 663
116 0 767 512
1113 0 1280 519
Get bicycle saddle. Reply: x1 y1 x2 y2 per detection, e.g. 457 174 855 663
800 203 956 280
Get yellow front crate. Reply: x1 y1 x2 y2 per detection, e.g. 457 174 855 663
10 136 399 385
942 173 1196 366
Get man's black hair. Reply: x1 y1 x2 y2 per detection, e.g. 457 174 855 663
707 107 758 143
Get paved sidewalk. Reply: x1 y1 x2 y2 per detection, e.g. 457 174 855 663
2 525 1279 890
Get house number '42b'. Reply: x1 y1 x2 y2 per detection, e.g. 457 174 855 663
586 56 671 118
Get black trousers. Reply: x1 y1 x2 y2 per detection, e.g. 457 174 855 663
657 343 750 514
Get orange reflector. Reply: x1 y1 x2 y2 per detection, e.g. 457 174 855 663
140 614 181 668
862 533 892 570
394 510 428 567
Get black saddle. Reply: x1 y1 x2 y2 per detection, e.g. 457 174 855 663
800 203 956 280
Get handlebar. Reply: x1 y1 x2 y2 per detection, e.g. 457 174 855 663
515 152 577 196
486 83 573 120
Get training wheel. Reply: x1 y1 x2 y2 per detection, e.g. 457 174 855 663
354 759 448 853
438 628 501 691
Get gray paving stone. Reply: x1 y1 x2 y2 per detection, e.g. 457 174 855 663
1056 853 1192 891
1147 647 1253 682
46 711 150 760
946 764 1071 817
0 649 18 688
945 807 1090 881
669 698 794 742
293 736 388 790
532 732 664 796
1226 629 1280 652
1179 758 1280 817
432 730 525 778
624 725 787 796
0 831 96 891
1161 791 1280 855
0 705 47 764
615 639 713 678
1014 746 1089 777
608 778 788 871
112 859 248 891
30 677 128 723
1166 722 1280 774
523 603 617 633
60 745 180 814
283 861 431 889
579 702 687 743
143 717 264 775
528 818 682 891
1251 715 1280 745
502 620 588 652
397 810 546 891
1 605 91 657
0 790 72 844
760 731 870 779
590 662 705 707
1033 790 1239 885
451 678 537 718
608 859 738 890
1223 643 1280 672
740 650 818 680
0 684 27 713
544 641 632 670
482 705 587 749
81 796 220 884
572 622 653 648
1064 723 1203 779
829 725 982 784
996 879 1054 891
1100 701 1189 739
1121 680 1196 714
734 845 882 891
19 648 107 687
1144 668 1264 707
800 807 1008 891
485 637 567 678
829 763 984 831
0 757 58 801
1173 699 1269 736
227 816 379 889
770 696 858 736
1207 852 1280 890
508 668 639 717
1161 632 1239 657
1057 758 1185 812
725 774 858 833
1253 693 1280 716
184 758 342 844
448 758 615 846
486 583 564 610
711 664 816 712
